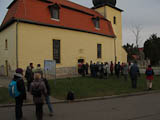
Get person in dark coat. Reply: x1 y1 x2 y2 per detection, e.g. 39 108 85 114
78 62 82 75
130 62 140 88
85 62 89 75
90 61 94 77
13 68 26 120
100 62 104 78
92 63 97 77
81 63 86 77
115 62 121 78
25 63 34 92
110 61 114 76
95 63 99 77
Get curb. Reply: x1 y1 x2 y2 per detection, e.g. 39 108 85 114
1 90 160 108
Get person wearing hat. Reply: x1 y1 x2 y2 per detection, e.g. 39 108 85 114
12 68 26 120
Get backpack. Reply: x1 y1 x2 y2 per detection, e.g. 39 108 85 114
31 84 42 97
8 80 20 98
67 91 75 101
146 69 153 76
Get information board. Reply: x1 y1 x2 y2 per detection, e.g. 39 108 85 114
44 60 56 76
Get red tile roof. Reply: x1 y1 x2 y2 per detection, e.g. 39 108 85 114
138 48 144 52
1 0 115 37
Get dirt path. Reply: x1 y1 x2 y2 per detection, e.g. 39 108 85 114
0 76 60 103
0 76 11 88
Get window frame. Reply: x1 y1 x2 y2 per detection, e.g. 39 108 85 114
92 17 100 29
49 4 60 20
97 44 102 59
113 16 116 25
5 39 8 50
53 39 61 64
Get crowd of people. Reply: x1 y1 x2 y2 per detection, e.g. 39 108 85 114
78 61 131 79
8 61 155 120
78 61 154 89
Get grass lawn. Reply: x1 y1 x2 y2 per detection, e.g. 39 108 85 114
0 75 159 104
0 87 14 104
49 75 160 100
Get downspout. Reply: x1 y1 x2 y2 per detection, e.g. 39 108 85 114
16 20 19 68
114 37 117 63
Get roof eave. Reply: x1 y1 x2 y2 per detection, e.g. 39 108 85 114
0 18 116 38
0 18 16 32
17 19 116 38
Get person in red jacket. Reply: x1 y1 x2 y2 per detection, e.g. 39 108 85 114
145 65 154 90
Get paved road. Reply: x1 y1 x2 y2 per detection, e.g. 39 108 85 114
1 93 160 120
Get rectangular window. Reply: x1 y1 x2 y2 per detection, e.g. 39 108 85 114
97 44 102 58
113 16 116 24
53 40 60 63
95 20 100 28
51 7 59 20
92 18 100 29
5 39 8 50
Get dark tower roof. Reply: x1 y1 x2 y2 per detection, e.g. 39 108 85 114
93 0 117 7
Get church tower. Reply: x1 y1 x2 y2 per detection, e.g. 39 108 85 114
92 0 125 62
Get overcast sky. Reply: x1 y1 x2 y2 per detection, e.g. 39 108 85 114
0 0 160 47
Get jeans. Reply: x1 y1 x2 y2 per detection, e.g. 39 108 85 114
35 103 43 120
15 96 23 120
45 96 53 113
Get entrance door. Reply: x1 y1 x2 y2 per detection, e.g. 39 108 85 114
78 59 84 63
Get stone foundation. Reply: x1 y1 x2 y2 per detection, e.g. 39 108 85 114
46 67 79 79
0 66 79 79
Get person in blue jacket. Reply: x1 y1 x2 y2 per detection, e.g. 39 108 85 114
9 68 26 120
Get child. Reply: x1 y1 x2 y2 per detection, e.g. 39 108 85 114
145 65 154 90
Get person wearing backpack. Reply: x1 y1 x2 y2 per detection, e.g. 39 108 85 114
34 65 54 116
8 68 26 120
145 65 154 90
30 71 47 120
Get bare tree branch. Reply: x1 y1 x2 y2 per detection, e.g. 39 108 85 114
131 24 143 48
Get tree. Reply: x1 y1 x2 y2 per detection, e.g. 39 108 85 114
123 43 139 62
131 25 143 48
144 34 160 65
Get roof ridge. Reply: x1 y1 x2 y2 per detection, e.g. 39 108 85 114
66 0 92 10
61 0 105 18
